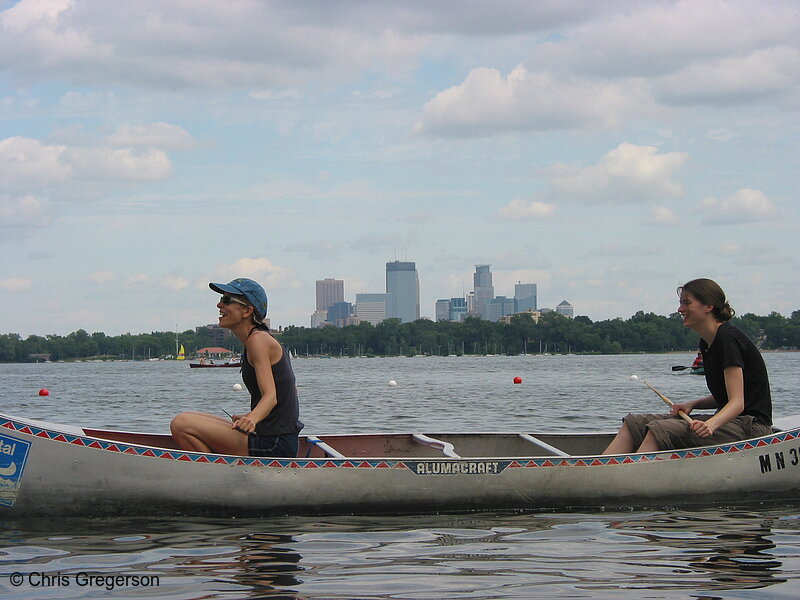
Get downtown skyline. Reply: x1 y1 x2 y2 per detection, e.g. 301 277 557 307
1 1 797 337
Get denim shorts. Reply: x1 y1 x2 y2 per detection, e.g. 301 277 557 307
247 433 299 458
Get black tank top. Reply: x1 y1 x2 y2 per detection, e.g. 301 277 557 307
241 329 303 436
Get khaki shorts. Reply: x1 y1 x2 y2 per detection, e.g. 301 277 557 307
623 413 772 451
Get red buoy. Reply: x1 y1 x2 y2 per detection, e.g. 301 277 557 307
38 388 50 396
513 377 522 384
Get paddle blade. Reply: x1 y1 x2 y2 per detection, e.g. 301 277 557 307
671 365 688 371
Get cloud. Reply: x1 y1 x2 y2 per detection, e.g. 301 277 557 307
0 0 426 90
0 135 173 193
498 198 555 219
645 205 680 226
0 277 33 292
543 142 688 204
415 66 651 137
698 188 778 225
654 46 800 106
107 123 198 151
211 257 298 290
0 195 53 231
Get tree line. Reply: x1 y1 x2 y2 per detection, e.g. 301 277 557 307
2 309 798 362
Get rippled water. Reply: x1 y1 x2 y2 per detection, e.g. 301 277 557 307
1 353 799 599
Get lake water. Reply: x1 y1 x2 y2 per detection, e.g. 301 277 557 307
1 353 798 599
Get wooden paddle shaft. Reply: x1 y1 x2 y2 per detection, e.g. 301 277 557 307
644 381 694 425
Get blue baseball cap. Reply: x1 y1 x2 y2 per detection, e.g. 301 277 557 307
209 278 268 321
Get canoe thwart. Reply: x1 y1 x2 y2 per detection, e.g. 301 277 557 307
518 433 570 457
305 435 346 459
412 433 461 458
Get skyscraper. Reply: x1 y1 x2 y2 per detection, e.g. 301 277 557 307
356 293 389 325
514 283 537 312
472 265 494 318
316 278 344 312
385 261 420 323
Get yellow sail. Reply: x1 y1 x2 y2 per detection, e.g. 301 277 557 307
177 344 185 360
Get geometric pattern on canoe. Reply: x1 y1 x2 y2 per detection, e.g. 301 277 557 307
2 418 797 470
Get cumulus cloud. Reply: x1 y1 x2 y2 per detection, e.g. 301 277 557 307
498 198 555 219
698 188 778 225
645 206 680 226
543 143 688 204
107 123 198 151
212 257 298 290
0 277 33 292
0 195 53 230
415 66 651 137
654 46 800 106
0 0 426 90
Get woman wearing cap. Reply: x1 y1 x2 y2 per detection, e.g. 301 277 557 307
170 278 303 457
603 278 772 454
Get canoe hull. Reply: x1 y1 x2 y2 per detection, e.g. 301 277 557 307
2 414 799 517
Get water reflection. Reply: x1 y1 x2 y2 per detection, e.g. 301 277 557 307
611 510 786 592
1 507 798 599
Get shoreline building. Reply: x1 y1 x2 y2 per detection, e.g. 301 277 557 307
312 278 345 327
472 265 494 318
514 283 537 313
556 300 574 318
355 293 389 325
386 261 420 323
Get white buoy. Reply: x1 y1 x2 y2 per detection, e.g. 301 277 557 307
388 380 397 387
232 383 243 391
630 375 639 380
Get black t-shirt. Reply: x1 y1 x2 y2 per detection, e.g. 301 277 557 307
241 332 303 436
700 322 772 426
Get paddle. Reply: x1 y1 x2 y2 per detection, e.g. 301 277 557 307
671 365 689 371
644 381 694 425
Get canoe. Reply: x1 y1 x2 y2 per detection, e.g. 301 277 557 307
1 411 799 517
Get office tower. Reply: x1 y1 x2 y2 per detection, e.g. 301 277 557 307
556 300 574 318
385 261 420 323
355 293 389 325
485 296 516 322
515 283 537 312
328 301 353 324
449 297 467 322
316 278 344 312
472 265 494 318
435 299 451 322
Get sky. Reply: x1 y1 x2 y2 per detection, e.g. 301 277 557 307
1 0 798 337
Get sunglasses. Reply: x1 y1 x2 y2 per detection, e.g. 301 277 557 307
220 294 250 307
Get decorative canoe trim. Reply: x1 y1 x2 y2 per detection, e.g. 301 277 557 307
2 418 797 471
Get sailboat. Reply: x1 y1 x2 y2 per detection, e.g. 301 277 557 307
177 344 186 361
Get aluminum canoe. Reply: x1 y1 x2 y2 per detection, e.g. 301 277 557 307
1 412 799 517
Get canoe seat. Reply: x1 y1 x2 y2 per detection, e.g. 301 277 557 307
305 435 346 459
518 433 570 457
412 433 461 458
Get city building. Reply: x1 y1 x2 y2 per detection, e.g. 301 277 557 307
435 299 451 322
385 261 420 323
355 293 389 325
449 297 467 322
316 278 344 312
328 301 353 326
485 296 516 322
556 300 574 318
472 265 494 318
514 283 537 312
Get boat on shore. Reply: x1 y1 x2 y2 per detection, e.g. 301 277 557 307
2 411 798 517
189 361 241 368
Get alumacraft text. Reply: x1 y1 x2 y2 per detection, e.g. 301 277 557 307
408 461 509 475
